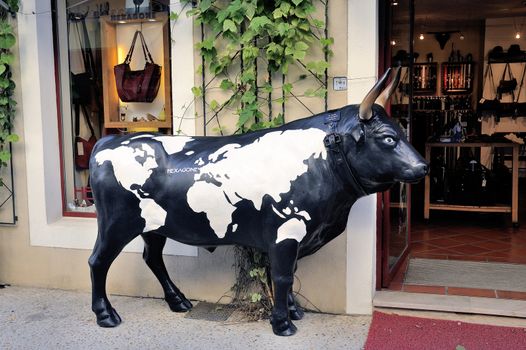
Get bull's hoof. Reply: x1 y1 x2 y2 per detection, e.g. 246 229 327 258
166 293 193 312
270 317 297 336
96 307 122 328
289 306 304 320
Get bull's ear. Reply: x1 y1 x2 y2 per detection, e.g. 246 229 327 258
375 66 401 108
351 123 365 144
359 68 392 121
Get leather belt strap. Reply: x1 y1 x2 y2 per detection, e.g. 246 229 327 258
323 111 369 196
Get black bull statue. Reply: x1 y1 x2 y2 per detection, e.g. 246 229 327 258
88 67 428 336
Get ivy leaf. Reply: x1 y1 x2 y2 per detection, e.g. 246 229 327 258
293 50 306 60
216 8 229 23
321 37 335 47
251 293 262 303
191 86 203 97
209 99 219 111
223 19 237 33
0 53 14 65
241 69 255 83
295 41 309 51
273 8 283 19
262 83 273 93
282 83 293 94
198 0 212 12
169 12 179 21
0 22 12 36
5 133 18 143
220 79 234 90
197 37 214 50
241 91 256 104
0 34 16 49
0 78 9 89
273 113 285 126
311 18 325 28
0 150 10 162
248 16 271 32
280 2 291 15
244 2 256 20
0 64 5 76
306 60 329 75
237 108 254 127
292 0 303 5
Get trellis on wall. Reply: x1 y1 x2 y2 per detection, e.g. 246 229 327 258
187 0 332 136
0 142 16 225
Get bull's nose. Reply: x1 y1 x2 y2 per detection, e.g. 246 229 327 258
421 163 429 175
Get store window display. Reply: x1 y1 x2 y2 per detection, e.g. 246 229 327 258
53 0 171 215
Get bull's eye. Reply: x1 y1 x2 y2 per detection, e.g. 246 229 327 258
384 136 396 146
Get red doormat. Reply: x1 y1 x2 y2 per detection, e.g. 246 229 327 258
365 312 526 350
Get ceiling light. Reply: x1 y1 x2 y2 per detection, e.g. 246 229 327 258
392 1 399 5
391 40 396 46
516 32 521 39
459 33 465 40
419 33 424 40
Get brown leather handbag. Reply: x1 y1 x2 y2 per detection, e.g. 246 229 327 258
114 30 161 103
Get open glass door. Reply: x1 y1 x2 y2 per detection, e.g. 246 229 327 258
381 0 415 287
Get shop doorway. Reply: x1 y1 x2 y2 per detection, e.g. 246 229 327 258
379 0 526 303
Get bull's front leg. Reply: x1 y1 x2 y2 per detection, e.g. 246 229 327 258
268 239 299 336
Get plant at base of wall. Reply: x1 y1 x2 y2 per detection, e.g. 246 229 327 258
178 0 333 318
0 0 19 185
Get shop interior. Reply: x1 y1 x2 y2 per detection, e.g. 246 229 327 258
383 0 526 299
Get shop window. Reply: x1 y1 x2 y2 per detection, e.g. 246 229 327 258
52 0 172 216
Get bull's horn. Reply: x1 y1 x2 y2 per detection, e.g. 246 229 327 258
359 68 392 121
375 66 401 108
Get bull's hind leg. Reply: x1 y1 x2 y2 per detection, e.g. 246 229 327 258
269 239 299 336
88 230 136 328
141 233 193 312
288 291 304 320
288 262 304 320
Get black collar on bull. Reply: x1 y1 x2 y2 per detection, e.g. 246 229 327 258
323 110 369 197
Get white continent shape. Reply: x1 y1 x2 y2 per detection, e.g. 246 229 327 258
186 128 326 240
95 144 167 232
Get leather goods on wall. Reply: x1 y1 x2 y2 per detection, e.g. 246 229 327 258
497 62 517 99
74 104 97 170
114 30 161 103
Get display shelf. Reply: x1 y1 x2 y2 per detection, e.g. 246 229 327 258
424 142 520 227
413 63 438 95
100 13 172 130
441 62 474 94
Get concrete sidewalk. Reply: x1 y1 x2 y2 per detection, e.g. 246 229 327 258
0 286 371 350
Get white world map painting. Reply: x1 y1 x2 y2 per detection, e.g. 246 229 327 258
95 128 327 243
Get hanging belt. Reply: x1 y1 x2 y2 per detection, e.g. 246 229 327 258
323 111 369 197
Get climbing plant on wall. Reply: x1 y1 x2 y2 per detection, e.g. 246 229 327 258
0 0 19 184
184 0 333 134
180 0 333 316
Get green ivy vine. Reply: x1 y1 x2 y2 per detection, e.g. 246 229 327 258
0 0 19 185
184 0 333 133
178 0 333 316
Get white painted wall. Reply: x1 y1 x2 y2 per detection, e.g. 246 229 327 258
345 0 378 314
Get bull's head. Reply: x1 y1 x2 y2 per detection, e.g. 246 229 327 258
342 67 428 194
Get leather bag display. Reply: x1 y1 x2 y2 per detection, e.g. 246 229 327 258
497 62 517 99
114 30 161 103
74 103 97 170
